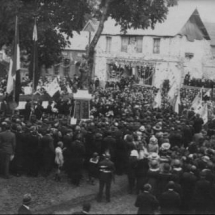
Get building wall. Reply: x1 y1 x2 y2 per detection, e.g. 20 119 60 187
94 34 212 87
42 50 86 78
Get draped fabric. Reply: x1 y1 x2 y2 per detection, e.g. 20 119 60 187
179 19 204 42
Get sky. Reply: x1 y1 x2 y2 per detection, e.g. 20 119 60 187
178 0 215 22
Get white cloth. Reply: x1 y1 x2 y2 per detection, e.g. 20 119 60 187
55 147 64 167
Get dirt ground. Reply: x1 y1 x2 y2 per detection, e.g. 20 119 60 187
0 171 127 214
54 193 137 214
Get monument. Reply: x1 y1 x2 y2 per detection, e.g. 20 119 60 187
73 90 92 121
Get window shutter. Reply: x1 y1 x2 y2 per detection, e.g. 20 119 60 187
121 36 129 52
106 37 112 53
136 36 143 53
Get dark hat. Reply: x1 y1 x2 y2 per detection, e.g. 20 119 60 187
167 181 175 190
153 124 162 131
163 163 171 173
143 184 152 192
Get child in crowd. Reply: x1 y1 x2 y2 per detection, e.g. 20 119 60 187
54 141 64 182
88 152 100 185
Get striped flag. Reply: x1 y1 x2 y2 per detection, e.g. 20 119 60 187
6 16 21 105
29 18 39 91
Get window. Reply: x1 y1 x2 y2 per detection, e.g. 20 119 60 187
121 36 143 53
106 36 112 53
136 36 143 53
153 38 160 54
121 37 129 52
185 52 194 60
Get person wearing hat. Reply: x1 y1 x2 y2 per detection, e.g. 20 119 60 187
40 128 55 177
160 181 181 214
158 163 173 198
24 99 32 121
97 154 115 203
148 135 159 154
18 193 32 214
23 125 40 177
135 184 159 215
180 165 198 213
0 122 16 179
192 170 213 214
88 152 100 185
147 160 160 197
127 146 139 194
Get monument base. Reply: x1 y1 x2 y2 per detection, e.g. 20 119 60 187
73 90 92 120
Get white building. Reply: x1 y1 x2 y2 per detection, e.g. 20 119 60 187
93 7 212 88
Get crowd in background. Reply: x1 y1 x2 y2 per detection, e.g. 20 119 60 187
184 73 215 88
1 76 215 214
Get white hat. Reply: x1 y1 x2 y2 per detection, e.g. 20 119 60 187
139 126 145 132
160 143 171 150
130 150 139 157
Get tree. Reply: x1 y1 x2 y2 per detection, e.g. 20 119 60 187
87 0 178 76
0 0 90 68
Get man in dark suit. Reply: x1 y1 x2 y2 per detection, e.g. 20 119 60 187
135 184 159 215
0 122 16 179
18 193 32 214
181 165 197 212
97 154 115 203
192 170 212 214
160 181 181 214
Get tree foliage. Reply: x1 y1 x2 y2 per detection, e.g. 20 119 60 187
0 0 89 68
0 0 178 71
87 0 177 76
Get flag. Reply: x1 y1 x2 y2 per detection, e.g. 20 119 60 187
6 16 21 105
45 78 61 97
191 88 203 111
153 90 162 108
200 103 208 124
29 18 39 91
203 89 211 98
174 93 181 114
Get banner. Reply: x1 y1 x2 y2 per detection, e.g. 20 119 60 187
153 90 162 108
45 78 61 97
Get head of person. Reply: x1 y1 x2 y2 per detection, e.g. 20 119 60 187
82 202 91 213
167 181 175 190
57 141 63 148
23 194 32 206
142 183 152 193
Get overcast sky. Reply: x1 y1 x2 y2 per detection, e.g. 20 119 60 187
178 0 215 22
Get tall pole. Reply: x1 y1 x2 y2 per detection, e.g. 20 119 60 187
30 0 38 119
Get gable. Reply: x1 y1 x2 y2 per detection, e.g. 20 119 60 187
179 18 204 42
84 23 95 32
204 22 215 46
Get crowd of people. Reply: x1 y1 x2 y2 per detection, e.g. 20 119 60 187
184 72 215 88
1 76 215 214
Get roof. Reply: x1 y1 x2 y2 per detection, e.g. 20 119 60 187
102 7 210 40
204 22 215 46
83 18 99 32
64 31 90 51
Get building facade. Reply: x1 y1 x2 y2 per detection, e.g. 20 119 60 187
93 8 212 88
